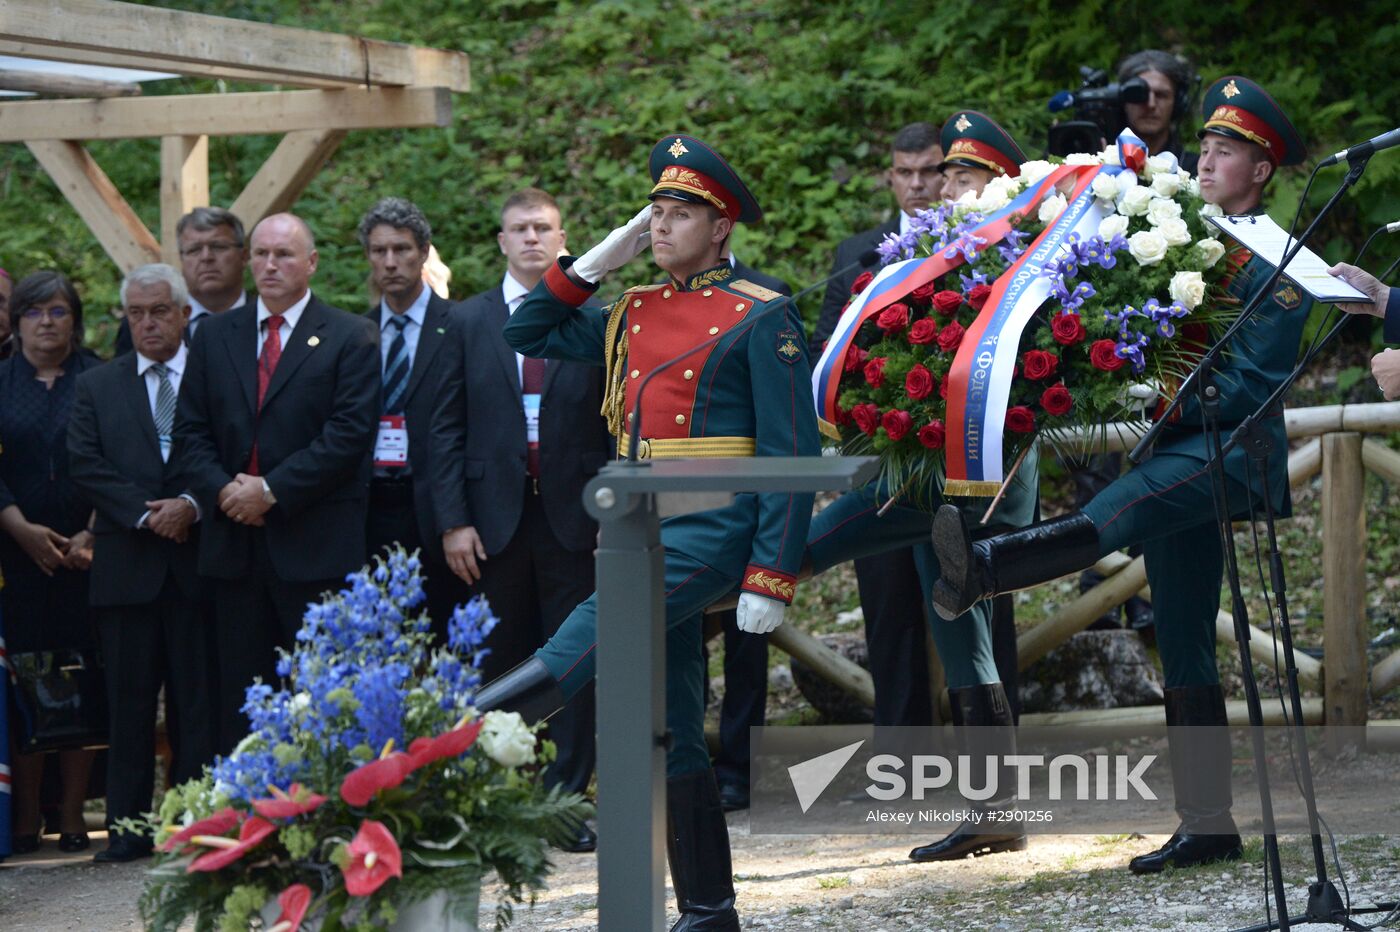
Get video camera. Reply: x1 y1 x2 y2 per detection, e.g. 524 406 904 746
1046 67 1148 157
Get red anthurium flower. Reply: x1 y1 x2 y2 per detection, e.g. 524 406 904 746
267 883 313 932
342 820 403 897
187 816 277 873
159 807 242 853
341 753 417 807
253 783 328 820
408 719 484 769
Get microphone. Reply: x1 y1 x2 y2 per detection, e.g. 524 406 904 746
1353 220 1400 265
1048 90 1075 113
1318 127 1400 167
625 253 877 462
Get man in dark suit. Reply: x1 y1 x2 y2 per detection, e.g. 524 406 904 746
69 263 214 862
357 197 466 634
430 187 610 851
174 212 380 753
116 207 251 355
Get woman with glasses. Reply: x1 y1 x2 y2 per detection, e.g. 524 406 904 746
0 270 101 855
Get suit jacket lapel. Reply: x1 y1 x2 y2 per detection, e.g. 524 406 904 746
122 354 161 459
223 305 259 414
489 289 524 402
259 297 323 410
403 293 450 406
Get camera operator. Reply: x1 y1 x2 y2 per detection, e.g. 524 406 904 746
1117 49 1199 173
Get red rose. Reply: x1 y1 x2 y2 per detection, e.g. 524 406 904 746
966 283 993 311
939 374 950 399
842 343 868 373
932 290 963 316
911 280 940 303
877 302 910 334
904 363 934 400
936 321 965 352
1040 383 1073 416
834 403 852 426
907 318 938 345
863 356 887 388
881 409 913 441
851 271 875 295
1089 339 1124 372
1021 349 1059 381
851 403 881 436
1051 312 1086 346
917 419 947 449
1005 406 1036 433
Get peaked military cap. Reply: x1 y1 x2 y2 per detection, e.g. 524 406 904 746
648 134 762 223
1197 76 1306 167
938 111 1027 178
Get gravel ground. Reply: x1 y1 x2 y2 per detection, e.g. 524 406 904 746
4 822 1399 931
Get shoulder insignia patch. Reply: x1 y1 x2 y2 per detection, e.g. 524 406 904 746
729 279 782 303
776 328 803 364
1273 283 1302 310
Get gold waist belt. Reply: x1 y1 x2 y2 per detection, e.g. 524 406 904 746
619 435 757 460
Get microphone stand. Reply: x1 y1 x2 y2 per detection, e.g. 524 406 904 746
1124 151 1372 932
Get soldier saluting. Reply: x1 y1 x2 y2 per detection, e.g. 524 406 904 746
477 134 820 930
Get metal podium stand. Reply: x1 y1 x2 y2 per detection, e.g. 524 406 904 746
581 455 879 930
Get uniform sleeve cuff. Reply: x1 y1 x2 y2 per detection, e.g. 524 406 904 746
741 565 797 604
544 259 599 307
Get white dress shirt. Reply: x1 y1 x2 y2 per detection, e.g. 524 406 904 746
378 284 430 373
502 270 533 386
255 290 311 357
134 343 200 525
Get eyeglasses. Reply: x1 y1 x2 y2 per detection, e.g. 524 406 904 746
125 304 177 322
21 305 70 321
179 241 240 258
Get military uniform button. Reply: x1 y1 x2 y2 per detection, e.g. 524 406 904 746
663 289 673 299
703 289 713 297
735 303 745 312
708 326 719 335
630 369 640 379
675 414 686 425
632 324 641 334
627 412 634 421
632 299 642 308
683 369 694 380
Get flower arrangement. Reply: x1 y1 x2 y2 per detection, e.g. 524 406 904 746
136 549 592 932
824 144 1243 501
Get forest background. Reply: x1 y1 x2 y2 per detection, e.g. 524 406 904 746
1 0 1397 373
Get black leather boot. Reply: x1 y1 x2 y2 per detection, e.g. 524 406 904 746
932 506 1100 621
473 656 567 725
909 683 1027 862
667 769 740 931
1129 685 1243 874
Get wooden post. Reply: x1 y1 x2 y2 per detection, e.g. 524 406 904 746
1016 556 1148 669
768 622 875 708
160 135 208 266
1321 432 1367 751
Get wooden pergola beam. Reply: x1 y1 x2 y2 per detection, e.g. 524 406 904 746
27 139 159 270
230 129 347 230
0 66 140 97
0 0 470 92
0 86 452 142
160 135 208 266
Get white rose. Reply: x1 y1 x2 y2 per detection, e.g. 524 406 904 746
1169 271 1207 309
1157 217 1192 247
1184 176 1200 197
1098 214 1130 241
1119 184 1153 216
1090 173 1120 202
478 710 537 768
1037 193 1068 223
986 173 1021 198
1116 171 1140 199
1127 229 1169 266
1151 172 1182 197
1198 201 1224 218
975 184 1011 212
1195 237 1226 267
955 189 979 207
1146 197 1183 226
1146 153 1179 176
1019 160 1055 186
1098 146 1122 167
1065 152 1101 166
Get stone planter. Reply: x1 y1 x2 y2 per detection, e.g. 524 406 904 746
260 884 480 930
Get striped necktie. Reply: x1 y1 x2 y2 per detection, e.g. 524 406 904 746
151 361 176 462
383 315 411 415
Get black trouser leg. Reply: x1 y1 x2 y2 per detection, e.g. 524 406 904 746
666 768 740 931
713 610 766 807
856 551 934 727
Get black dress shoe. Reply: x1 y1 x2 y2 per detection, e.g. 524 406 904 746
57 832 91 853
1128 830 1242 874
717 782 749 813
908 821 1027 862
10 833 41 855
94 836 154 863
557 823 597 854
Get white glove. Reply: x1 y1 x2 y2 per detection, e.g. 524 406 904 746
736 592 786 634
572 205 653 284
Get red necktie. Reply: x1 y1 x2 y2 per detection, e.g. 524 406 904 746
521 355 545 477
249 316 285 475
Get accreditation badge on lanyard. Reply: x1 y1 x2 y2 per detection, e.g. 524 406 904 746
523 393 541 447
374 415 409 468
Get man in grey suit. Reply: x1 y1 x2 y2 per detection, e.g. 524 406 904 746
358 197 466 634
430 188 611 852
69 264 213 862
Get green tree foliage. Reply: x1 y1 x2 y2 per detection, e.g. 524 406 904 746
1 0 1396 356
